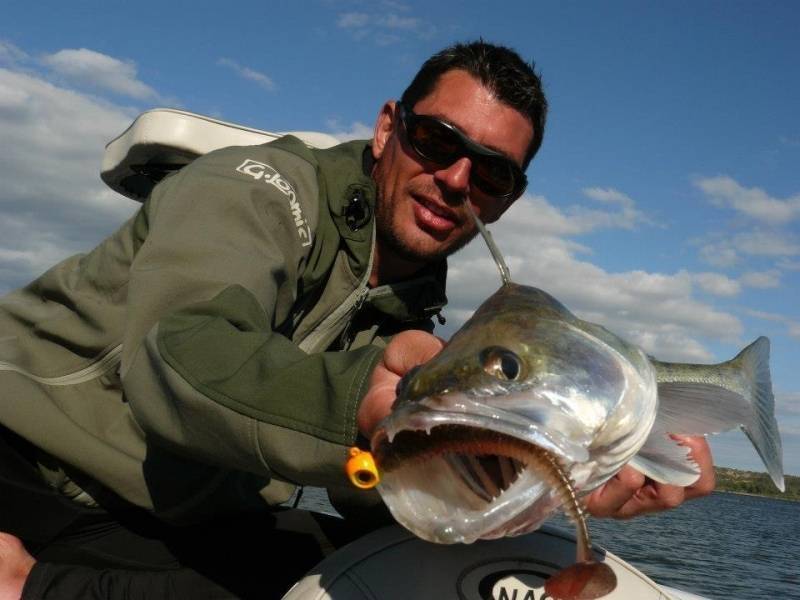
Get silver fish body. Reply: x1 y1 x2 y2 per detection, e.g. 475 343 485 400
371 282 784 545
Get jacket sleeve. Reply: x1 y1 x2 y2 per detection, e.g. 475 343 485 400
120 145 382 490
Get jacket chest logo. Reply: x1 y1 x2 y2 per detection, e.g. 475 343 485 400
236 159 312 247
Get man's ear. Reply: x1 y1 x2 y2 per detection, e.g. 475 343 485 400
372 101 397 161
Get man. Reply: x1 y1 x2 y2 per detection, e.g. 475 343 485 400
0 41 714 598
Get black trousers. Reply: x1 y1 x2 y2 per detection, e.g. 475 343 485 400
0 426 365 599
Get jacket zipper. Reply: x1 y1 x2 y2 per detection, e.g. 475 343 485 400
297 227 375 354
0 343 123 386
297 284 369 353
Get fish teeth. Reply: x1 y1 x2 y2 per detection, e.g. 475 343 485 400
447 454 493 502
499 456 515 489
467 455 501 499
385 421 432 443
446 454 528 503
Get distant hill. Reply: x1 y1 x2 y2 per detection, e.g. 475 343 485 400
715 467 799 501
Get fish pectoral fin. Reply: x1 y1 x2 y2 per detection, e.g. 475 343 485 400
628 428 700 486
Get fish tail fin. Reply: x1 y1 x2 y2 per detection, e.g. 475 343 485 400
653 336 784 491
734 337 785 492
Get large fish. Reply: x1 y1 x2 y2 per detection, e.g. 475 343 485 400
351 215 785 600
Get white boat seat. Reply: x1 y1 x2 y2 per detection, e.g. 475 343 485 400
101 108 340 201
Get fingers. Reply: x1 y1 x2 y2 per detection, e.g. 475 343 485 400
357 330 444 438
585 466 645 518
587 469 686 519
674 435 716 499
381 330 445 376
587 435 716 520
0 532 27 557
357 377 398 438
616 481 686 519
0 532 36 598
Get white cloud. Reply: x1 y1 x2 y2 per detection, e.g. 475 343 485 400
497 190 650 239
0 40 28 65
375 33 403 47
697 240 738 268
695 175 800 225
746 309 800 341
779 135 800 148
338 11 421 30
579 186 652 230
774 391 800 436
326 119 373 142
0 82 29 109
745 309 785 323
443 194 745 363
337 12 370 28
692 272 741 297
217 58 276 92
41 48 157 100
740 270 781 289
336 10 436 44
777 258 800 271
733 230 800 257
378 14 420 29
693 176 799 299
378 0 412 10
698 229 799 270
0 65 138 293
505 194 586 237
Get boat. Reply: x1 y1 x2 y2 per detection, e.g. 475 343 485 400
282 523 707 600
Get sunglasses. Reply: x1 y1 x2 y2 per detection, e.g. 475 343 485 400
397 102 527 201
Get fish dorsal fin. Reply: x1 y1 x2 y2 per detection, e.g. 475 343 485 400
464 200 511 285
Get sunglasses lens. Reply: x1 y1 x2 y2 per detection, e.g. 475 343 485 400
403 107 522 199
409 118 462 165
472 156 516 197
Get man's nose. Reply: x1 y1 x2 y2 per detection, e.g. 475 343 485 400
434 156 471 196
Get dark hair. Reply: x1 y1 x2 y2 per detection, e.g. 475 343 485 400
401 40 548 168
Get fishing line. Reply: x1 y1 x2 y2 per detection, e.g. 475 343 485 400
463 200 511 285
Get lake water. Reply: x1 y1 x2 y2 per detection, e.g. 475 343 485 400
299 489 799 599
553 492 800 599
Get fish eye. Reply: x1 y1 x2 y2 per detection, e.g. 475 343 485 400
480 346 522 381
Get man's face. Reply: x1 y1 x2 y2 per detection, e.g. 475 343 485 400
371 69 534 267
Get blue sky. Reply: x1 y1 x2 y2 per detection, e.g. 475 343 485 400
1 2 798 476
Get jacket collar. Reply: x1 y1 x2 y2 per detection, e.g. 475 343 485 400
314 140 448 322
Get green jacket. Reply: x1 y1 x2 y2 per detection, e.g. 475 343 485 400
0 137 446 521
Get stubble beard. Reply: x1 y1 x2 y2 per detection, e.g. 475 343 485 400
374 188 477 265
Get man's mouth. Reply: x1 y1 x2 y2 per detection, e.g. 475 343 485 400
413 195 459 233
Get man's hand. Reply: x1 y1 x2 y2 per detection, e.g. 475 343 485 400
0 533 35 600
586 435 715 519
357 330 444 439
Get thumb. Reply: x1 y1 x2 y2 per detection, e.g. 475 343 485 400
382 330 445 376
357 331 444 438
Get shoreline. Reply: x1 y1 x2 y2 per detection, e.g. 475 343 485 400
713 466 799 503
715 489 799 503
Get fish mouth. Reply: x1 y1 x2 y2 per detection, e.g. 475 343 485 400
378 395 591 464
375 424 546 502
371 417 582 544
